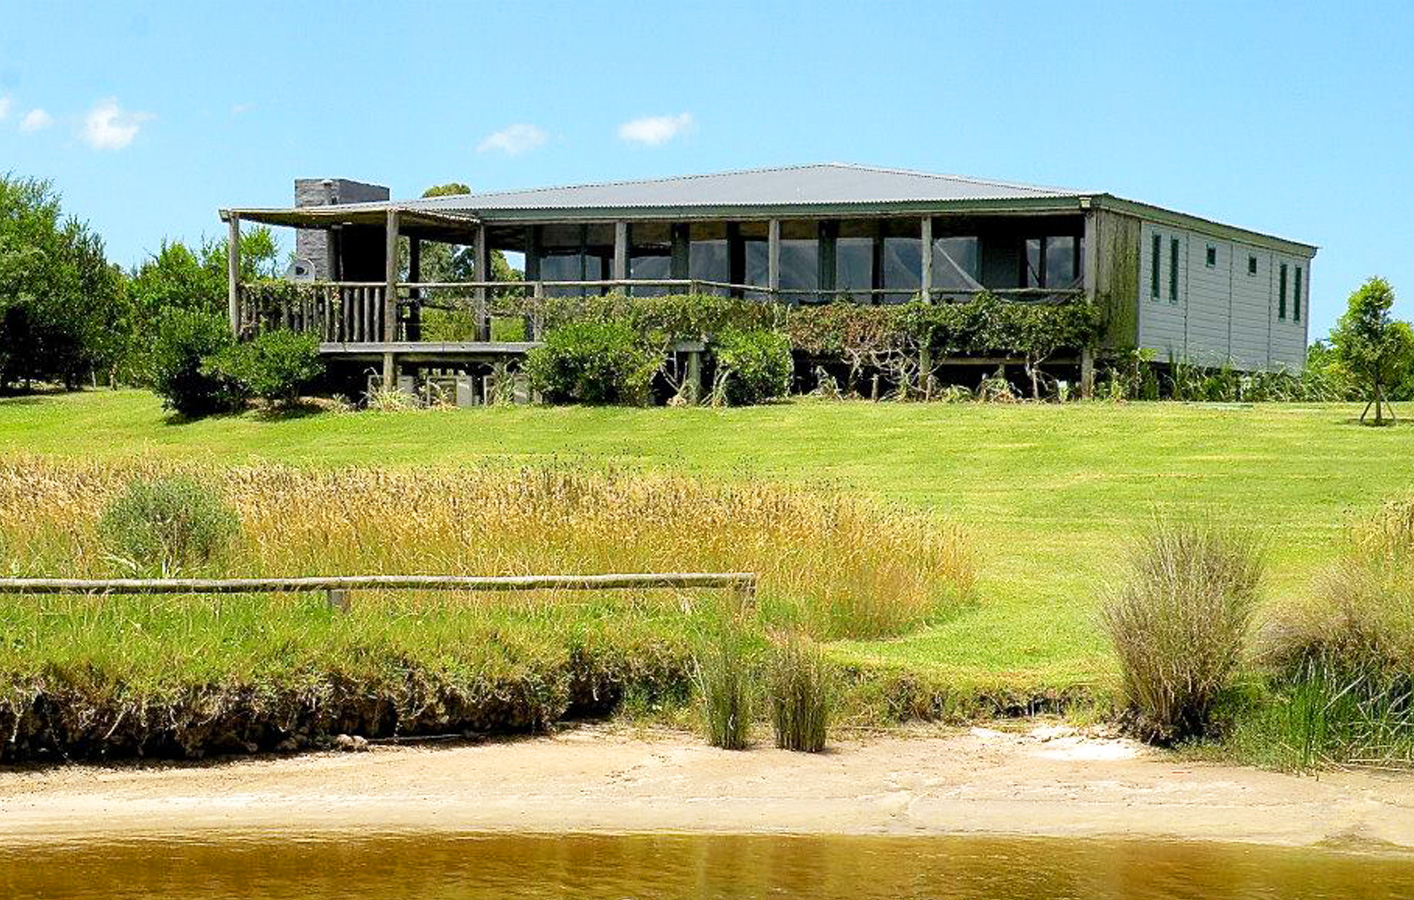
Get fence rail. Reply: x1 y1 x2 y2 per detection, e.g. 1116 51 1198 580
0 572 758 612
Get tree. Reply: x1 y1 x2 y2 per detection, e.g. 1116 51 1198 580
1330 277 1414 425
0 174 126 390
411 183 518 282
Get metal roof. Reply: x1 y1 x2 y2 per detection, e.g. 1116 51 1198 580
405 163 1089 212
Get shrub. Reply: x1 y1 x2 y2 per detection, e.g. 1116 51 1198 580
1101 520 1263 744
97 475 239 575
714 327 793 405
1246 497 1414 767
694 620 755 750
767 632 832 752
207 330 323 407
149 307 246 416
524 321 661 405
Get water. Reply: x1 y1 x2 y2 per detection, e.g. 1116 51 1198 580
3 832 1412 899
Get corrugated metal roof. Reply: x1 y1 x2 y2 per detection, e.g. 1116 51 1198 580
405 163 1089 213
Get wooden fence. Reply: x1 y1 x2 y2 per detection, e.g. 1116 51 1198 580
0 572 758 612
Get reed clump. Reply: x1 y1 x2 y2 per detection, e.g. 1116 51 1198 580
1101 520 1263 744
767 631 833 752
1247 496 1414 768
694 615 756 750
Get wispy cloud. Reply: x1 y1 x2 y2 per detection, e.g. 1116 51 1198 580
231 102 255 116
80 98 153 150
0 96 10 121
618 113 694 146
476 123 547 156
19 108 53 134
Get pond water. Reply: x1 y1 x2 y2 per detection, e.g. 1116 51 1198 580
3 832 1412 899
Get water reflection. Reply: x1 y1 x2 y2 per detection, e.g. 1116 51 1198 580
2 832 1411 899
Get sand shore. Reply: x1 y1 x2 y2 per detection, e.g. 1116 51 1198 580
1 722 1411 849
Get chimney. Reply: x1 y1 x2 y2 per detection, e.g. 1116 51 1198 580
293 177 390 280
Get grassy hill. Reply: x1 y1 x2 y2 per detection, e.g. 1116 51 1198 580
5 390 1412 700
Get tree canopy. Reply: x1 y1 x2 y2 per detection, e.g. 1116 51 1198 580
411 182 518 282
1330 276 1413 425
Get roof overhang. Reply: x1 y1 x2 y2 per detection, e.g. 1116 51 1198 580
219 204 480 243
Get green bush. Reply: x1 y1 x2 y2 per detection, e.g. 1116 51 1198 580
524 321 661 405
149 307 246 416
714 327 793 405
208 330 324 407
1102 520 1263 744
767 632 832 752
98 475 240 575
694 621 755 750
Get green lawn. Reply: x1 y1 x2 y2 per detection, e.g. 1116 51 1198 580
4 390 1413 697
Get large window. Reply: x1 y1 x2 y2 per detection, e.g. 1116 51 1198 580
836 237 873 301
932 236 981 293
882 237 921 303
1024 235 1079 289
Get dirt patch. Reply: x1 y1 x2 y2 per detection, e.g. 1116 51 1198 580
2 721 1413 848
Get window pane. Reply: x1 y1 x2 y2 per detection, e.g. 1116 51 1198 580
932 237 980 295
836 237 873 301
1294 267 1303 321
1152 234 1162 298
541 253 583 297
1045 236 1077 287
1278 263 1288 319
1025 238 1043 288
1169 238 1179 303
689 240 728 294
779 239 818 295
744 240 768 288
630 254 670 297
882 237 921 303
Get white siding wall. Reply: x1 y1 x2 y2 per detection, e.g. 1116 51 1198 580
1137 221 1311 371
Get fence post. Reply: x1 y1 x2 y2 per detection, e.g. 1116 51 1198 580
326 588 350 613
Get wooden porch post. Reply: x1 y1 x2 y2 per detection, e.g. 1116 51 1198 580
670 223 690 281
473 224 491 340
613 221 629 284
1081 206 1098 399
226 213 241 335
406 234 422 342
919 215 933 303
383 208 399 387
767 219 781 299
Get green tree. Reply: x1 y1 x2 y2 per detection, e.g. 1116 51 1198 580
1330 277 1414 425
0 174 126 390
411 183 518 282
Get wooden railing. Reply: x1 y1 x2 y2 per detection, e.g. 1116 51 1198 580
0 572 758 613
235 279 1085 344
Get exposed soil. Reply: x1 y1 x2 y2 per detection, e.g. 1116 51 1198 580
2 721 1412 849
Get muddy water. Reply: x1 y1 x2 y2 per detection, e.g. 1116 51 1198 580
3 832 1412 899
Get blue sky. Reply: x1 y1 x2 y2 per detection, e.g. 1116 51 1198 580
1 0 1410 339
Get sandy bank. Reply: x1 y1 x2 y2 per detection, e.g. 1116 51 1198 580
1 722 1412 849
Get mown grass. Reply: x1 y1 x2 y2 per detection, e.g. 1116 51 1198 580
3 391 1414 740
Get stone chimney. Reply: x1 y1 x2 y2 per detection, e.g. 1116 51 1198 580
293 178 390 279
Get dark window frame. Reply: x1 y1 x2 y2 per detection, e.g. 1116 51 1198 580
1294 266 1303 322
1278 262 1288 320
1206 245 1217 268
1169 237 1180 304
1151 233 1162 300
1248 255 1258 276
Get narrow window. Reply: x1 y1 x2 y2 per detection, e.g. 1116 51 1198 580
1293 266 1303 322
1151 233 1161 299
1169 237 1180 303
1206 245 1217 267
1248 255 1258 276
1278 263 1288 319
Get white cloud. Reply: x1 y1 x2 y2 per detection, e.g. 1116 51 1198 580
231 102 254 116
80 98 153 150
476 123 547 156
617 113 694 146
19 108 53 134
0 96 10 121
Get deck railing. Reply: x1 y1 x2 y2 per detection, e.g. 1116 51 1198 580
235 279 1085 343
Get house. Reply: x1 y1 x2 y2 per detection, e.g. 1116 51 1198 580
219 163 1316 393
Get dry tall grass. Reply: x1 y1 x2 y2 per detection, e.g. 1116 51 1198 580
0 456 972 640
